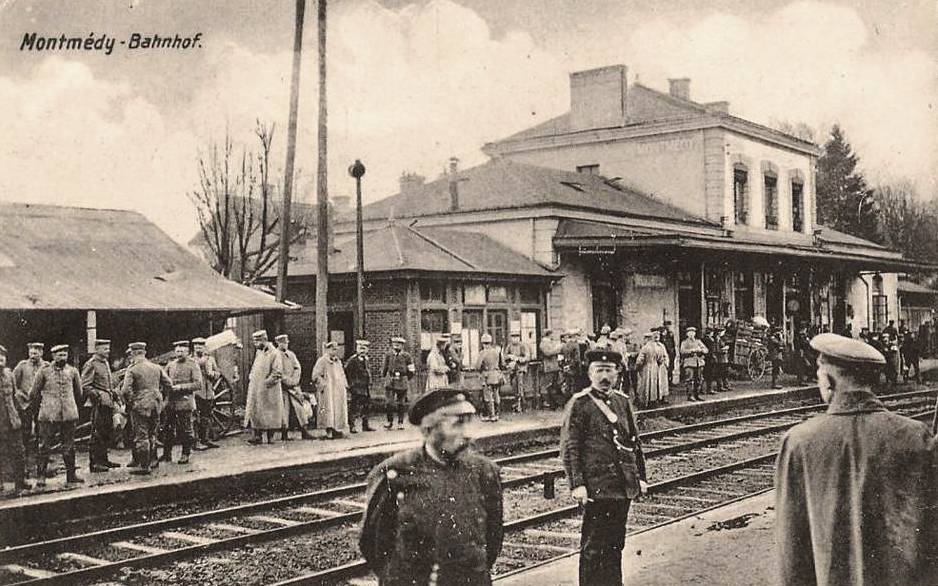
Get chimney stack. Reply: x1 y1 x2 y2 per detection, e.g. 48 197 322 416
448 157 460 211
399 171 426 196
569 64 628 132
668 78 691 101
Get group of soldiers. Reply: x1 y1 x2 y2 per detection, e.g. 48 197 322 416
0 336 223 491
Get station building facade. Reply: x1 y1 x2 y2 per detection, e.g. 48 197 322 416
338 64 920 343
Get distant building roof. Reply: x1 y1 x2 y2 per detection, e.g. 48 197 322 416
484 83 819 156
897 280 938 296
355 158 713 227
0 203 285 311
282 223 555 280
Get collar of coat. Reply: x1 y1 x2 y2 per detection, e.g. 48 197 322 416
826 389 886 415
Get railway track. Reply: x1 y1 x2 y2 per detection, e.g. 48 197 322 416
1 388 934 586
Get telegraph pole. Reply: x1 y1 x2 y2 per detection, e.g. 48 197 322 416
315 0 330 351
275 0 306 303
348 160 366 339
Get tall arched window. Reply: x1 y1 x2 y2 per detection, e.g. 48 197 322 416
790 169 806 233
762 162 779 230
733 164 749 225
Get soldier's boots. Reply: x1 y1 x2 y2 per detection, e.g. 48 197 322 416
300 428 315 440
178 453 190 465
281 428 295 441
362 418 375 432
204 440 220 449
159 449 173 463
65 454 84 484
265 430 276 443
349 422 359 434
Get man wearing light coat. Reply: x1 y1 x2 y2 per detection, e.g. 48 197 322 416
312 341 350 439
244 330 284 444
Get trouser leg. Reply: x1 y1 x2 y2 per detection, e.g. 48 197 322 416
385 388 395 425
580 499 630 586
1 428 26 488
396 390 408 425
161 409 177 459
90 405 113 466
133 413 152 468
177 411 194 455
61 422 80 482
36 421 54 481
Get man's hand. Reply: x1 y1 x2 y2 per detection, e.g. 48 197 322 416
571 486 588 506
639 480 649 495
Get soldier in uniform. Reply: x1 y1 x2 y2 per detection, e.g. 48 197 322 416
276 334 311 440
425 335 451 392
679 327 708 402
560 330 581 402
660 321 677 385
81 338 120 473
360 388 503 585
0 345 31 495
192 337 221 450
561 349 648 586
776 333 938 585
122 342 172 474
13 342 46 477
381 336 415 430
474 334 504 422
503 331 530 413
768 325 785 389
162 340 202 464
345 339 374 433
539 329 563 409
29 344 84 486
445 334 464 387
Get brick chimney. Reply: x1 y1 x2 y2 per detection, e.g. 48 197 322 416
569 64 628 132
668 78 691 101
399 171 426 196
448 157 460 211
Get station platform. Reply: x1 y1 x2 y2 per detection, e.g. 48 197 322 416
496 489 778 586
0 380 820 536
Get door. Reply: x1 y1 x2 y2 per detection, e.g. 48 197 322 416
327 311 354 359
487 310 508 349
463 310 484 367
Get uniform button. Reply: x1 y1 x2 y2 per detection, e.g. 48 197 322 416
386 469 398 480
396 491 404 500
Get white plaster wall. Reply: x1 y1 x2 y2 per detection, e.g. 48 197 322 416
846 272 899 335
501 129 708 218
553 255 592 331
723 132 816 234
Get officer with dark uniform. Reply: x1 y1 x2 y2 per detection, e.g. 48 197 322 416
122 342 172 474
561 349 648 586
81 338 120 473
0 345 31 495
13 342 46 475
381 336 415 430
345 339 374 433
360 388 503 585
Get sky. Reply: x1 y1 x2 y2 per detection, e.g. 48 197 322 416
1 0 936 242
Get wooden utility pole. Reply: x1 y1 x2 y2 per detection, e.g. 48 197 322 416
315 0 330 351
275 0 306 303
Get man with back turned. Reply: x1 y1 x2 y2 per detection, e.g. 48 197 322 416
561 348 647 586
776 333 938 585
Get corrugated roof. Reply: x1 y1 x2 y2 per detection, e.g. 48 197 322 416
357 158 712 226
0 203 285 311
285 224 554 279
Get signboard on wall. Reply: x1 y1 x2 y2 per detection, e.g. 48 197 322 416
634 273 668 289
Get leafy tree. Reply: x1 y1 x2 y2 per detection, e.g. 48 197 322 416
873 181 938 263
816 124 878 240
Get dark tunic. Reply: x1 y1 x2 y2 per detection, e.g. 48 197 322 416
776 390 938 586
360 446 503 585
345 353 372 397
382 351 414 392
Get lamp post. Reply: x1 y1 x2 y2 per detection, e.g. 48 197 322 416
349 159 366 339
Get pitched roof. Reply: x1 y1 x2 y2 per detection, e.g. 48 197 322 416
284 224 554 279
486 83 818 155
897 280 938 295
0 203 285 311
357 158 713 227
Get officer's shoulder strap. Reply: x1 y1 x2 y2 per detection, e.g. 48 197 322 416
571 388 591 400
611 389 630 400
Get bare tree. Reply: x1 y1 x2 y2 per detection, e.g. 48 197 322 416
190 122 311 284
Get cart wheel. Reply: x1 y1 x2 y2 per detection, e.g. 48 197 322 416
209 377 240 439
748 348 767 381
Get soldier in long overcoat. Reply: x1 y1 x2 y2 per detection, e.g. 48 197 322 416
81 338 119 472
312 341 350 439
276 334 311 441
360 388 503 585
163 340 202 463
561 349 647 586
122 342 172 474
0 345 30 494
29 344 84 485
636 331 669 407
12 342 45 473
245 330 284 444
776 333 938 586
345 339 373 433
192 337 221 449
425 336 450 392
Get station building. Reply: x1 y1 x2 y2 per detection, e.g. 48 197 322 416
336 64 922 343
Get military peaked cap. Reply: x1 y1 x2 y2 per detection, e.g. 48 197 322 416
408 388 476 425
50 344 69 353
173 340 190 348
390 336 406 344
355 339 370 347
192 337 207 345
324 341 338 349
585 349 622 366
128 342 147 351
810 333 885 366
94 339 111 347
0 345 7 356
252 330 269 340
27 342 44 349
275 334 289 343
